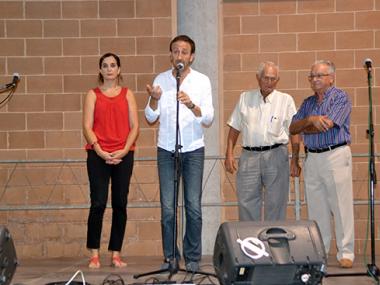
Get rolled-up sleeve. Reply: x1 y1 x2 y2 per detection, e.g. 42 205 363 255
196 77 214 127
144 96 160 123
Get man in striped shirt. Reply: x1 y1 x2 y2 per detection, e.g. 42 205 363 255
290 60 354 269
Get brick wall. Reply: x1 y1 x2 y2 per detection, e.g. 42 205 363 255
0 0 379 258
0 0 173 258
222 0 380 256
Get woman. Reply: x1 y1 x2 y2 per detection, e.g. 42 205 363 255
83 53 139 268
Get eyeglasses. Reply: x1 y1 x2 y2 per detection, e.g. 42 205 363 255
308 73 331 79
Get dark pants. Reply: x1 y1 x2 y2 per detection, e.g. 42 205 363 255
86 150 134 251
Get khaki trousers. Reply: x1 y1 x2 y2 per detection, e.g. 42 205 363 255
304 145 355 261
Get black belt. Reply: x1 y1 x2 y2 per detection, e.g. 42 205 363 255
243 143 282 152
305 142 347 153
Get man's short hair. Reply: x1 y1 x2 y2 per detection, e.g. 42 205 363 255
312 60 336 74
169 35 196 54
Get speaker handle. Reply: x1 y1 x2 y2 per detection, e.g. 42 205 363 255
258 227 296 241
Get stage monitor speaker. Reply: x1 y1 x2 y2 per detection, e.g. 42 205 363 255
213 220 326 285
0 226 17 285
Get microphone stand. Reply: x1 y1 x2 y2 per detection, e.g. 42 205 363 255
134 67 216 282
326 67 379 281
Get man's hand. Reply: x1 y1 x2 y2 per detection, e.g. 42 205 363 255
308 115 333 132
225 154 237 174
177 91 194 108
146 84 162 100
290 157 301 177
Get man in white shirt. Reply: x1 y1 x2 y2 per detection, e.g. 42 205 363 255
145 35 214 272
225 61 300 221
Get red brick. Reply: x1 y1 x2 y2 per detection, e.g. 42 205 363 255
25 1 61 19
223 17 240 35
136 0 171 17
121 56 154 74
356 11 380 30
298 0 334 13
45 57 80 75
260 34 296 52
27 75 63 93
26 39 62 56
44 20 79 38
317 13 354 31
153 18 171 37
9 131 45 148
154 55 171 73
100 38 136 55
279 52 315 71
242 16 277 34
336 31 374 49
336 0 373 11
241 53 278 72
0 2 23 19
276 71 297 89
223 2 258 16
27 113 63 130
46 94 82 112
64 112 82 130
118 19 153 36
0 39 24 56
64 75 97 93
335 69 368 88
62 1 98 19
7 57 43 75
81 20 117 37
136 37 170 55
46 131 82 148
224 72 256 91
260 0 296 15
0 113 25 130
316 51 355 69
99 1 135 18
6 20 43 38
7 94 44 112
224 54 241 72
298 33 335 51
224 35 259 53
63 39 98 56
279 15 315 33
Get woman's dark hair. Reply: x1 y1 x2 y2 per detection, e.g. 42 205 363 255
98 52 123 84
169 35 196 54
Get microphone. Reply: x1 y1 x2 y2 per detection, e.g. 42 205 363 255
363 58 373 71
176 62 184 71
0 73 20 90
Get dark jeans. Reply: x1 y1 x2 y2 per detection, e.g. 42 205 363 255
86 150 134 251
157 147 204 264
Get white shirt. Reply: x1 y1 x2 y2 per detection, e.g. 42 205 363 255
145 68 214 152
227 89 296 147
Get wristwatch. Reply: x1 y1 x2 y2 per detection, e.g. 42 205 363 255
188 102 195 110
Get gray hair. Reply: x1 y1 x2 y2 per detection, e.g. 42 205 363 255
312 60 336 74
257 61 279 78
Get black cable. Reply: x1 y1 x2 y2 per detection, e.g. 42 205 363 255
0 86 16 108
101 273 125 285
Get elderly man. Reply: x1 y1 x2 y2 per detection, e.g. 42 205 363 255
290 60 354 268
225 61 300 221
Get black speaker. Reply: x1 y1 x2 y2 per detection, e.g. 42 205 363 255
0 226 17 285
213 220 326 285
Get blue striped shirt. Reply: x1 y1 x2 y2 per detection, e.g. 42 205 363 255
292 86 351 149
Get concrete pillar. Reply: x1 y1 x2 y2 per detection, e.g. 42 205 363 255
177 0 221 256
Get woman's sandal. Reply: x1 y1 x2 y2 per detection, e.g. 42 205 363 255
111 255 127 268
88 255 100 269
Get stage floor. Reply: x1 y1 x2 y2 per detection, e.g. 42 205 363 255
10 255 379 285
